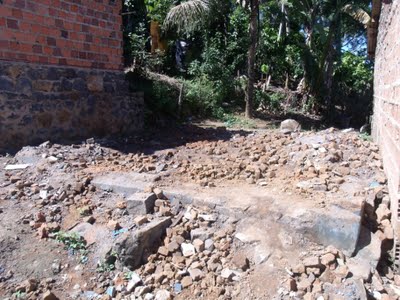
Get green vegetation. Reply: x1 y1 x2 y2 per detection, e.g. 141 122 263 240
123 0 373 128
55 231 88 263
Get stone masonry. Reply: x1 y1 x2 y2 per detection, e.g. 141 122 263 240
0 0 143 151
373 0 400 263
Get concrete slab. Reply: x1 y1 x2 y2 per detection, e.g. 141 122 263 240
282 198 365 257
92 172 158 196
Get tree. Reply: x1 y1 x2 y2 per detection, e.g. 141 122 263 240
245 0 259 118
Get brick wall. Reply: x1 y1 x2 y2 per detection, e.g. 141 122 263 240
0 0 144 150
372 1 400 243
0 0 123 70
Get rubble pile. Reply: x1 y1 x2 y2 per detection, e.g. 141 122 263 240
0 125 396 300
280 243 400 300
87 129 384 194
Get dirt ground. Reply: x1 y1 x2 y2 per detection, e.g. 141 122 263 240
0 121 396 300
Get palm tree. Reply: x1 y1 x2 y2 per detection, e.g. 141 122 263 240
164 0 211 33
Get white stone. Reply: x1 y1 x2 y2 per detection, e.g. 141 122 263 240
221 268 235 280
39 190 48 200
198 214 217 222
155 289 171 300
48 156 58 163
280 119 301 133
4 164 31 170
181 243 195 257
126 272 142 292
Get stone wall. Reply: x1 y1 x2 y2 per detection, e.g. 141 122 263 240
372 1 400 248
0 61 143 151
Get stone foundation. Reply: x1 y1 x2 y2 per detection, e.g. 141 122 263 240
0 61 143 151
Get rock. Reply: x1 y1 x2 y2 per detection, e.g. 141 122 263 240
221 268 235 281
18 279 38 292
167 241 180 253
198 214 217 222
321 253 336 265
134 215 148 226
394 275 400 286
42 291 59 300
372 274 384 292
189 268 204 281
144 294 155 300
204 239 215 251
107 220 121 230
158 246 169 256
292 264 305 274
181 243 196 257
376 203 391 223
126 192 157 216
153 188 165 199
51 262 61 274
106 286 116 297
335 265 349 278
126 273 142 292
155 289 172 300
285 278 297 291
113 217 172 269
303 257 321 268
232 253 249 271
280 119 301 134
297 278 311 291
346 258 372 281
181 276 193 288
323 278 367 300
193 239 205 252
191 228 212 241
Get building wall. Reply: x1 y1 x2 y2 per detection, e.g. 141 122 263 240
373 0 400 252
0 0 123 70
0 0 143 151
0 61 143 151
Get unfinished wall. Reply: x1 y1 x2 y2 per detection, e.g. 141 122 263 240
372 0 400 255
0 0 143 151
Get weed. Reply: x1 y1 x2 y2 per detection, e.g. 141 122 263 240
359 132 372 142
55 231 86 251
96 250 118 273
124 271 134 280
14 291 25 299
222 114 256 129
96 261 116 273
54 231 88 263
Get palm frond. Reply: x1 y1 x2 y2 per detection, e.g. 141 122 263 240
342 4 371 28
164 0 210 33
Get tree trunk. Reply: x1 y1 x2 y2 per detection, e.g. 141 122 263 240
245 0 259 119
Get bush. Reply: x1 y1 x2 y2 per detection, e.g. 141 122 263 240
183 76 225 118
255 90 285 113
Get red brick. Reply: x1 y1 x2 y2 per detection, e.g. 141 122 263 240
6 18 19 29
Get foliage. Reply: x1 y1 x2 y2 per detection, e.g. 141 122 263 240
359 132 372 142
123 0 374 124
184 76 225 118
97 251 118 273
255 90 286 113
55 231 88 263
222 114 257 129
164 0 210 33
144 0 174 22
335 51 373 95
